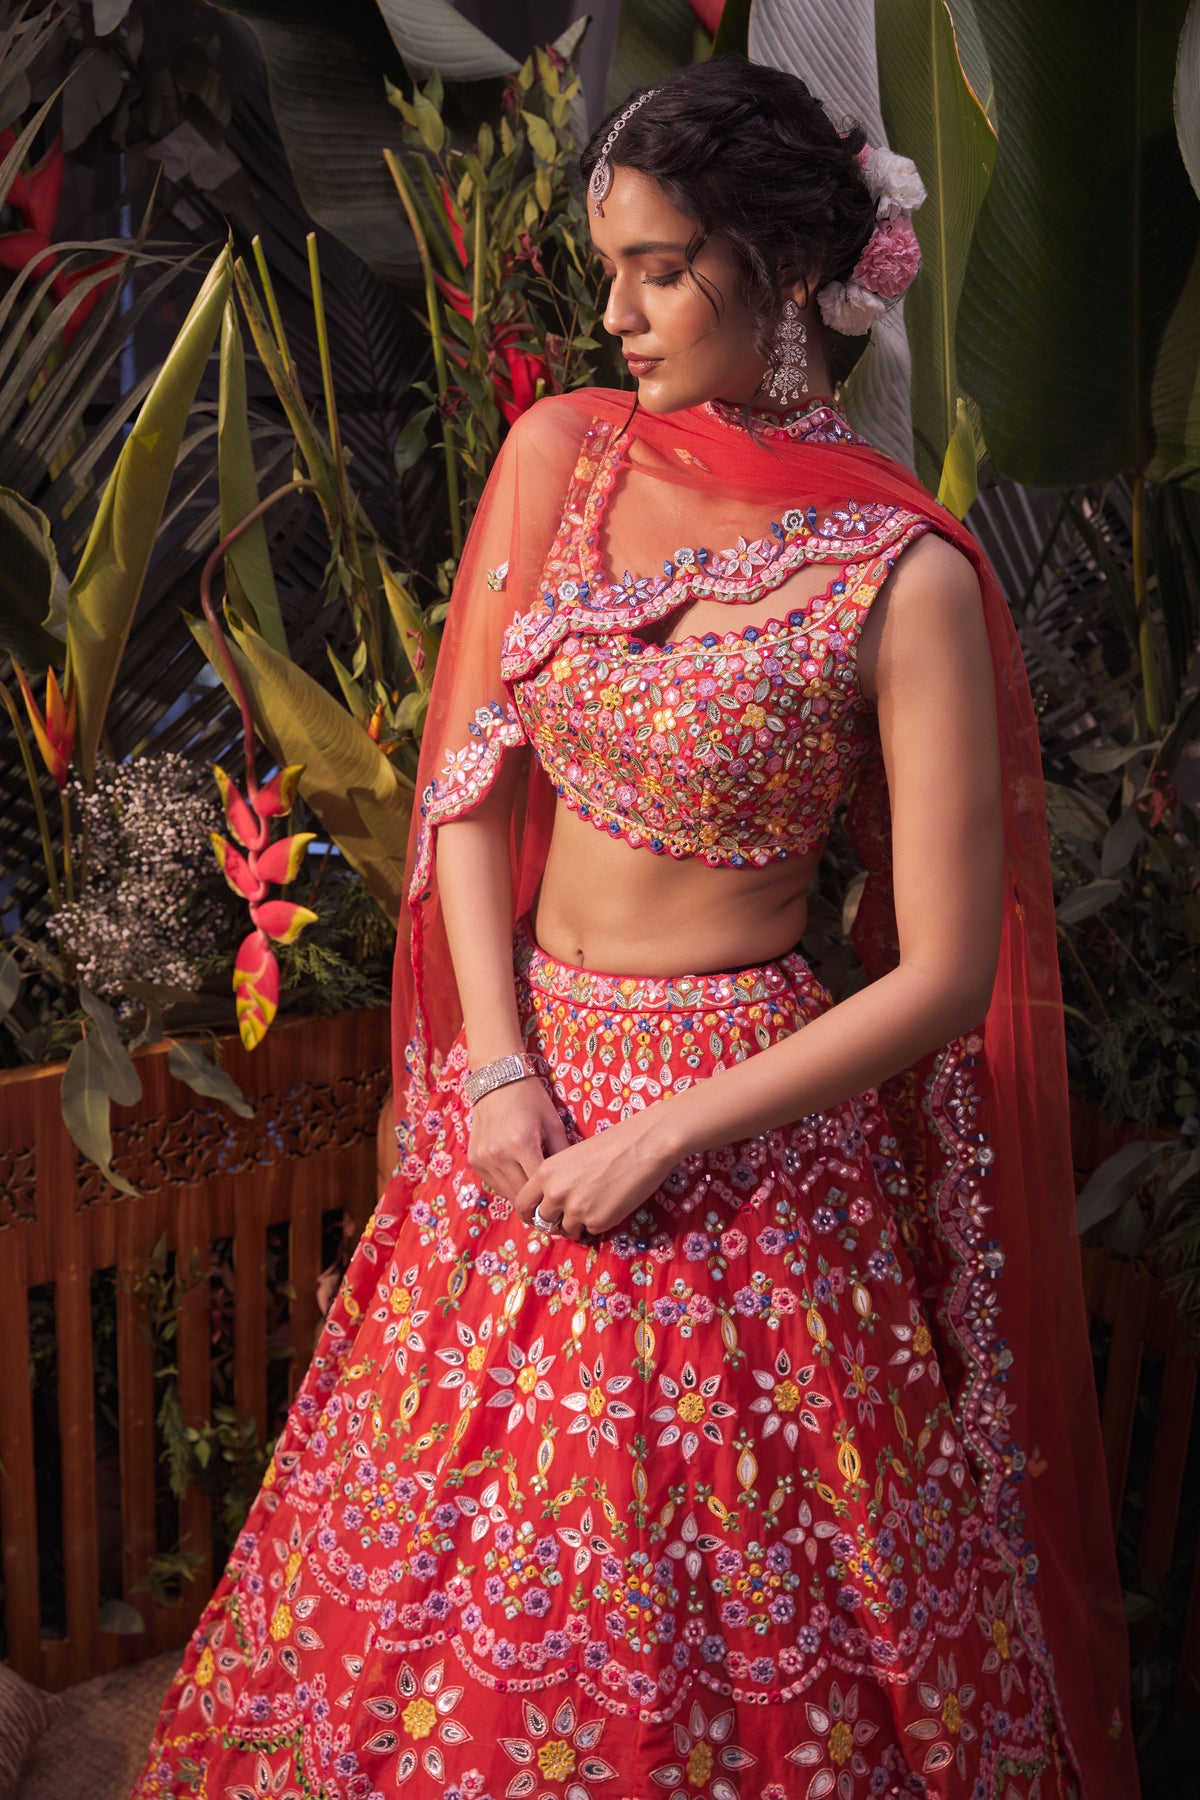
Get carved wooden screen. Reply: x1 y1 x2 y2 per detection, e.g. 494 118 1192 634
0 1007 390 1691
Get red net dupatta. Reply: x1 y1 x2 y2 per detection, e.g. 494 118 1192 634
390 386 1136 1799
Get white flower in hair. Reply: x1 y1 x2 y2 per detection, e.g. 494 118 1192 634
817 279 887 335
863 147 927 220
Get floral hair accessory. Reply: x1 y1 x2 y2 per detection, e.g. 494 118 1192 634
817 145 926 335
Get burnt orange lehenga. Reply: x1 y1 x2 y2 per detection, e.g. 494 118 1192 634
131 390 1136 1800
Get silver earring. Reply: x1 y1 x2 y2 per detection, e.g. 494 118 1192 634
764 300 809 404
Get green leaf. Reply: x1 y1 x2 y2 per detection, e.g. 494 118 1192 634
606 0 698 109
215 2 422 284
0 952 20 1025
1068 741 1155 773
187 612 414 922
167 1040 254 1120
936 394 983 518
522 109 556 165
61 1035 140 1198
1176 0 1200 201
1055 877 1125 923
80 986 142 1108
412 84 445 155
1045 780 1112 845
1100 803 1146 876
66 247 233 780
0 487 61 665
375 0 519 79
957 0 1200 484
218 295 288 657
326 643 371 721
392 404 432 476
877 0 997 490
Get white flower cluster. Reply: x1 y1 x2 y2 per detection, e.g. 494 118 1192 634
816 146 927 337
50 753 223 1008
861 147 927 221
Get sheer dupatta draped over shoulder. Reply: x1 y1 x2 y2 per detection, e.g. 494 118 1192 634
391 385 1135 1800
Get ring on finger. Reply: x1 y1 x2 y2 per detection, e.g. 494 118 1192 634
532 1204 559 1233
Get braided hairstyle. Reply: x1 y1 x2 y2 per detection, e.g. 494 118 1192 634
579 56 878 381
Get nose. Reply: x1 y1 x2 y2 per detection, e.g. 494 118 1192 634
602 269 649 340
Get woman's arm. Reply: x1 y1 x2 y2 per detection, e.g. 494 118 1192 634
514 534 1005 1236
436 748 569 1200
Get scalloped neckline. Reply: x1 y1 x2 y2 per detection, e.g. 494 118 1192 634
612 566 846 657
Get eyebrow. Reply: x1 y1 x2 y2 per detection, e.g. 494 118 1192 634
593 239 689 259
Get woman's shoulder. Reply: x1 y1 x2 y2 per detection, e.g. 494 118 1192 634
506 385 631 448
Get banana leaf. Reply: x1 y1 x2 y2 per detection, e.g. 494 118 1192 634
747 0 917 467
876 0 996 496
217 293 289 655
213 0 422 284
187 611 414 921
957 0 1200 486
66 246 233 780
0 487 61 666
1177 0 1200 201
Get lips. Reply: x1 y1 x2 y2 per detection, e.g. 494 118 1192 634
624 354 663 377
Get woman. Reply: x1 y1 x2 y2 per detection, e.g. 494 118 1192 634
134 58 1133 1800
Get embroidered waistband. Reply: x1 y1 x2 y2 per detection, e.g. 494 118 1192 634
512 913 823 1015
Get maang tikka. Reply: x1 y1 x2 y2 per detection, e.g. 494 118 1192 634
764 298 809 403
589 88 660 216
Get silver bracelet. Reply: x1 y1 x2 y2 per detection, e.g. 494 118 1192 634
461 1051 543 1107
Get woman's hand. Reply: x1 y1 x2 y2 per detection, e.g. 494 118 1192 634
468 1076 569 1203
512 1108 682 1242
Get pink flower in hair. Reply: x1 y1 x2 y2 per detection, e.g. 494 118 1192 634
852 217 922 299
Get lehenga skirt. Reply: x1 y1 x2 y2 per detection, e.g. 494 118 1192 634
132 918 1070 1800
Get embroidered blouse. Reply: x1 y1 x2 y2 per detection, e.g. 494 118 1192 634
499 406 931 868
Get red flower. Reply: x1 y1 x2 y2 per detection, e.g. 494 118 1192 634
686 0 726 30
0 129 63 235
0 128 121 344
13 661 75 788
211 763 317 1048
494 339 549 425
438 180 467 266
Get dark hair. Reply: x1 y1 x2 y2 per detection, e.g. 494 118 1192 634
579 56 877 379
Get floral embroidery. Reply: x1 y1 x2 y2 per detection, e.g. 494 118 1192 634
133 921 1067 1800
649 1699 758 1800
496 416 932 868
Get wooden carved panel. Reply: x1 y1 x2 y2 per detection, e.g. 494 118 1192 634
76 1066 390 1209
0 1146 37 1228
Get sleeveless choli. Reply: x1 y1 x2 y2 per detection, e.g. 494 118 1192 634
127 393 1118 1800
507 412 930 866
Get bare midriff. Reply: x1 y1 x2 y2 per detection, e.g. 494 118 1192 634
531 804 822 977
524 563 883 978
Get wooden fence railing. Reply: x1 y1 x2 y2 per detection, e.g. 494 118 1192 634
0 1007 390 1691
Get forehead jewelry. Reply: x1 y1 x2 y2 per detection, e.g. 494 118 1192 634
588 88 659 216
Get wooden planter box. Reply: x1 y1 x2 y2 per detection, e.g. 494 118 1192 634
0 1007 390 1691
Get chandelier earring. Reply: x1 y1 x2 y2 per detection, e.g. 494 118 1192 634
763 298 809 404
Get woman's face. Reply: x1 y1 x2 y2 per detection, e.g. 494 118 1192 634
588 164 807 414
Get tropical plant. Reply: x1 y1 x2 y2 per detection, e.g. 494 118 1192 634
383 38 608 543
184 35 606 944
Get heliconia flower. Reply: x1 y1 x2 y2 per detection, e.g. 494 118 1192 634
209 763 316 1047
250 898 319 944
434 271 474 320
0 130 64 236
438 180 468 265
495 340 549 425
233 928 280 1050
253 764 304 818
254 831 317 885
13 660 75 788
209 831 261 901
213 763 258 848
